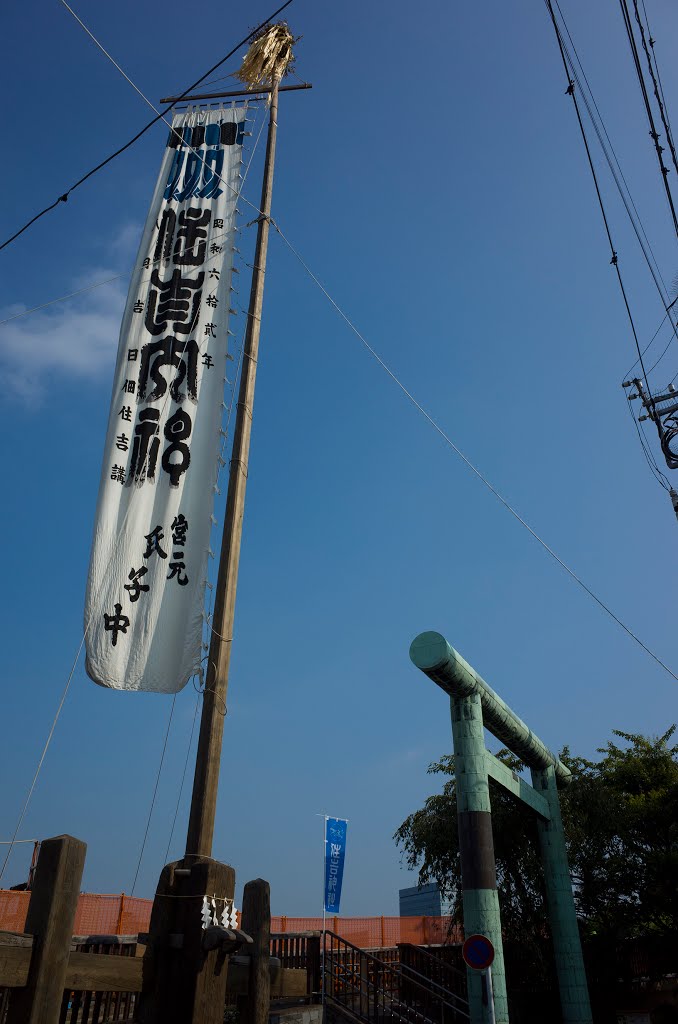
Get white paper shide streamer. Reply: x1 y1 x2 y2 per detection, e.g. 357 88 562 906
85 107 246 692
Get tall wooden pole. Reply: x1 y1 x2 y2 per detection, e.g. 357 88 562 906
186 80 280 858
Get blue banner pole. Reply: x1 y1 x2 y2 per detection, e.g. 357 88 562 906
321 814 327 1009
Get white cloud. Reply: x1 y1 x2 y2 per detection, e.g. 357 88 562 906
0 226 140 402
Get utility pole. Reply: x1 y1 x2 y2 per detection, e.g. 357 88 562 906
186 77 281 859
624 377 678 520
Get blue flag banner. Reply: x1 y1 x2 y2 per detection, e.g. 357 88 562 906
324 817 348 914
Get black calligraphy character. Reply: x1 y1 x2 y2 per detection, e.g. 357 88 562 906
133 299 144 313
171 514 188 546
142 257 151 269
213 218 224 229
144 269 204 336
208 268 220 281
202 354 214 369
104 603 130 646
118 406 132 421
116 433 129 452
122 379 136 394
110 464 126 483
124 565 150 602
209 243 222 256
137 338 199 403
167 559 189 586
173 207 210 266
162 408 192 486
128 349 138 361
204 323 216 338
143 525 168 560
153 208 176 265
129 408 160 483
205 294 218 309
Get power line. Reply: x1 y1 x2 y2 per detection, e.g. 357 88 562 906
618 0 678 240
639 0 676 159
544 1 657 423
271 220 678 685
0 0 293 253
554 2 671 302
632 0 678 181
550 0 678 375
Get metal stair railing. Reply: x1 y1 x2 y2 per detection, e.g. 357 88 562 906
397 944 467 1006
323 931 470 1024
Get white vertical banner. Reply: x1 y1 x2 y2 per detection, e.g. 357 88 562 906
85 106 247 693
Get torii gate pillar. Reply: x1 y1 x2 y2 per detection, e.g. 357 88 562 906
410 631 592 1024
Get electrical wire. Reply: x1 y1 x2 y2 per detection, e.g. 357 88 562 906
545 3 657 411
623 310 669 380
618 0 678 239
270 220 678 684
554 1 672 303
640 0 676 158
632 0 678 180
0 0 293 252
130 695 176 896
550 0 678 376
625 392 671 490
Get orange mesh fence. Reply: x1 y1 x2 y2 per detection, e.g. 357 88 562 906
0 891 459 947
0 890 30 932
271 916 462 947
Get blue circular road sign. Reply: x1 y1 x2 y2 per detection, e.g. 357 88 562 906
462 934 495 971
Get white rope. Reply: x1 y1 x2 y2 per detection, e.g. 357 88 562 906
270 222 678 686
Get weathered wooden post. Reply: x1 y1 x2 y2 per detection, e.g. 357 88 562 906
136 857 235 1024
6 834 86 1024
239 879 271 1024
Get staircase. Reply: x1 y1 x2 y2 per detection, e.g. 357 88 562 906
323 932 470 1024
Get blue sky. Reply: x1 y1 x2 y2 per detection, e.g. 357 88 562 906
1 0 678 915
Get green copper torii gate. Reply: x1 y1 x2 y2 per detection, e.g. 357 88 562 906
409 631 592 1024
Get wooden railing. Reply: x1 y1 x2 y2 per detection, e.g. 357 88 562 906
0 931 309 1023
270 932 321 998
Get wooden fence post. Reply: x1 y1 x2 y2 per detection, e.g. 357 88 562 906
136 856 235 1024
238 879 271 1024
7 834 86 1024
116 893 126 936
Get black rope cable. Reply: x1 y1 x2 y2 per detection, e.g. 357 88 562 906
632 0 678 181
618 0 678 240
545 0 658 431
0 0 293 253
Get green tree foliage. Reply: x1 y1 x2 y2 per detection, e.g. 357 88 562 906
394 728 678 949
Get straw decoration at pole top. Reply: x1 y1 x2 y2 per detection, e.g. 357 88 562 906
234 22 299 89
